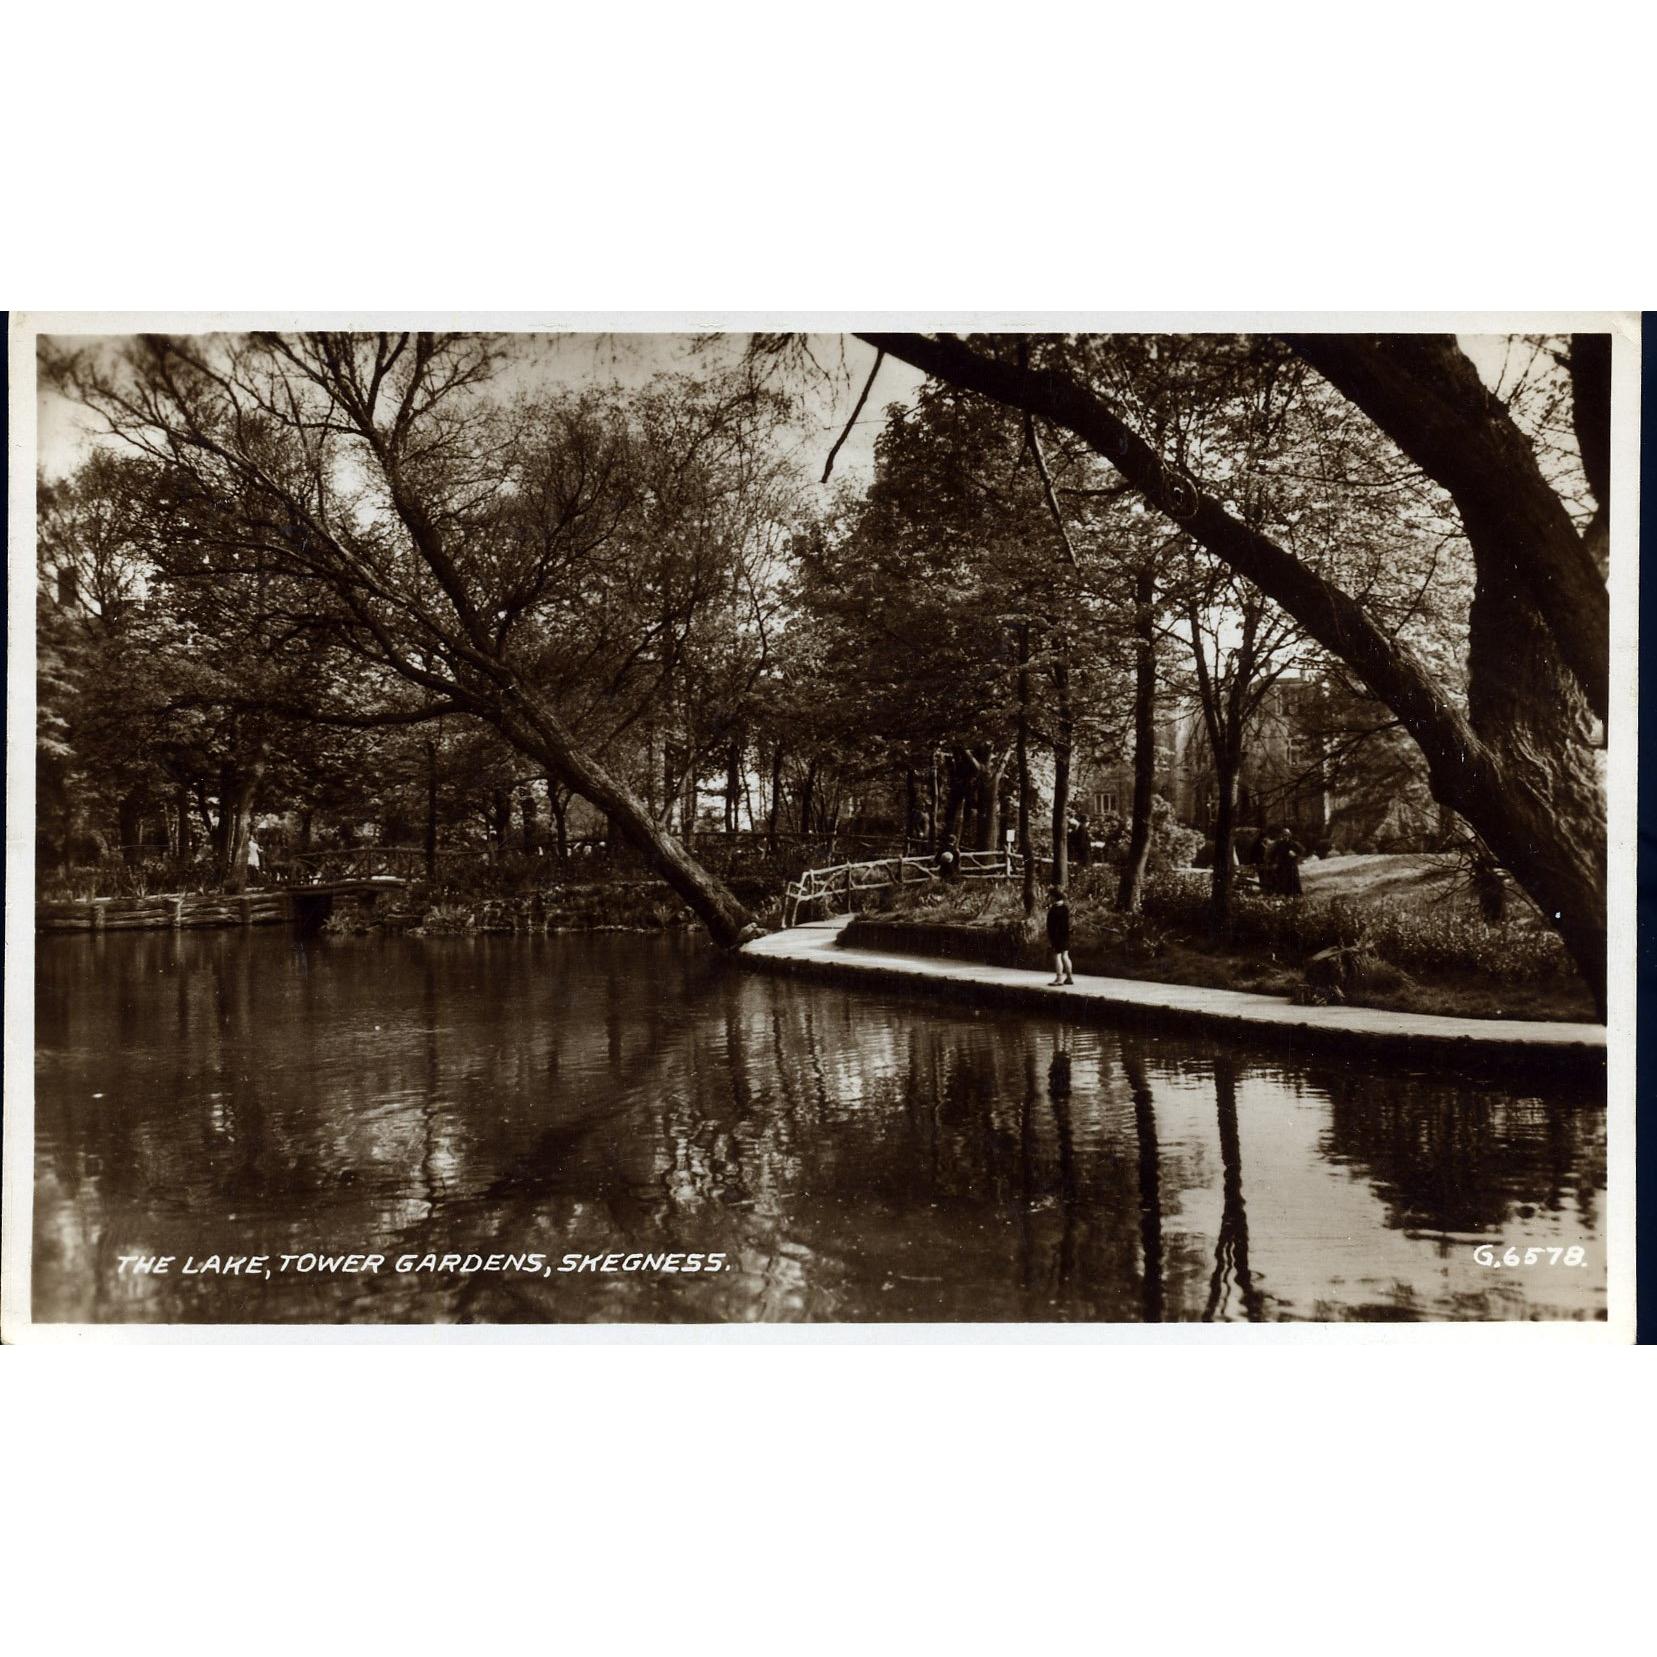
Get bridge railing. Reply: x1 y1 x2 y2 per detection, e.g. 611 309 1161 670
782 849 1025 928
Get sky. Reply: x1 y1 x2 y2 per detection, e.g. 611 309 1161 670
34 329 1529 496
34 330 930 493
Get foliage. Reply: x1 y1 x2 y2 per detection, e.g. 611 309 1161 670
1086 796 1203 873
1130 870 1572 983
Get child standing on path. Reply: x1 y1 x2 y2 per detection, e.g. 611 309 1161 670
1046 886 1074 986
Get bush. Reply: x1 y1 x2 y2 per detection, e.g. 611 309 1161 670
1136 870 1572 984
38 855 219 901
410 903 477 936
1091 797 1203 872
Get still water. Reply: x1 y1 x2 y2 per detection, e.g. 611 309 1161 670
34 931 1606 1324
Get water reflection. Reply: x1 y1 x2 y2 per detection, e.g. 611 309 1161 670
33 932 1607 1324
1120 1040 1164 1324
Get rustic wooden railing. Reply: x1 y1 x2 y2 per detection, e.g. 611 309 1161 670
782 850 1024 928
37 879 407 935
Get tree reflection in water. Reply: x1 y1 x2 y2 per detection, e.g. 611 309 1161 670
1204 1053 1265 1323
1119 1039 1165 1325
32 932 1607 1324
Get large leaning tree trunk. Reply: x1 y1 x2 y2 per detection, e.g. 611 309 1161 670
489 685 755 945
1285 334 1609 725
858 332 1610 1015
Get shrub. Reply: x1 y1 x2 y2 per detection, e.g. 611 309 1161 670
1137 871 1572 984
1304 942 1410 997
411 903 477 936
1091 797 1203 872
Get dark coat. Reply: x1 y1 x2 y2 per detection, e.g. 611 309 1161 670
1270 838 1304 897
1046 900 1071 951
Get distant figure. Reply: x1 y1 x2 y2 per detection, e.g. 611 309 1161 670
1268 830 1303 897
1074 813 1093 868
1046 886 1074 986
935 833 962 885
245 834 263 884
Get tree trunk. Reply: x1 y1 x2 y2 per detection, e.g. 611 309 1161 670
174 782 195 861
681 768 698 848
193 784 215 850
1118 563 1158 913
519 787 539 852
548 782 570 861
1209 756 1239 929
798 757 818 837
1051 648 1073 890
767 745 784 852
213 763 235 871
1465 554 1605 1009
976 753 1006 853
725 739 742 833
222 754 266 895
425 740 439 881
491 788 511 852
117 790 148 867
1286 333 1608 724
1017 623 1035 914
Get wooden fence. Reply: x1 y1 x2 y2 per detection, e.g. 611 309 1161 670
39 891 296 934
38 880 406 935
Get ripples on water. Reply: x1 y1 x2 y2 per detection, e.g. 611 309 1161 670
33 932 1607 1324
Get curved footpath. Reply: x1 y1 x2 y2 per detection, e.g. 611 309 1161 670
739 918 1606 1075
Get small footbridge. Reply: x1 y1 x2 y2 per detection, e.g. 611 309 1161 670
781 849 1028 928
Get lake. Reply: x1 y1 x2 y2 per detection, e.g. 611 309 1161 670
32 930 1607 1323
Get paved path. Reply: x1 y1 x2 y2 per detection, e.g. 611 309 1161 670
740 918 1606 1069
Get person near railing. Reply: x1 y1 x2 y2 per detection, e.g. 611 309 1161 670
935 833 962 885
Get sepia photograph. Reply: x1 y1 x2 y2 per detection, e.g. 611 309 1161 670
7 13 1654 1657
3 317 1637 1333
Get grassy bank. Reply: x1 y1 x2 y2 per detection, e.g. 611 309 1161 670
840 855 1595 1023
